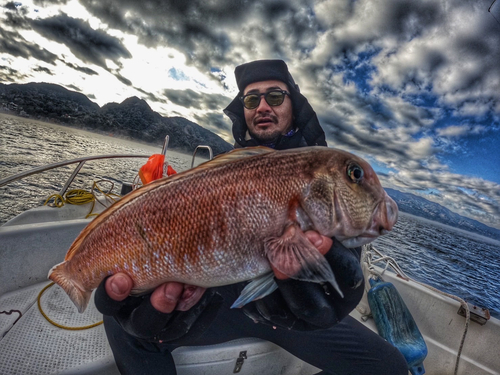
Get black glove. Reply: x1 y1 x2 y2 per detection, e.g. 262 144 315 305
243 241 364 331
95 279 223 343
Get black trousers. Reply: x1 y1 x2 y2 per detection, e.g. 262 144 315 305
103 306 409 375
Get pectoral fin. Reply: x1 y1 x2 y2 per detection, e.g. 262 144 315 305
265 225 343 298
231 272 278 309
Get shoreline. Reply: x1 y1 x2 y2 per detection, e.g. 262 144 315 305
0 111 194 158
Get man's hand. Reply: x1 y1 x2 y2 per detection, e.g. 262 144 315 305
95 276 222 342
104 230 333 314
243 230 364 331
103 275 206 313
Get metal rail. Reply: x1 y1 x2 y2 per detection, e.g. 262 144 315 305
1 134 214 196
0 154 150 196
191 145 213 168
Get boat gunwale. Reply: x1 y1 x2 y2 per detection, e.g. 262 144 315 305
0 154 151 189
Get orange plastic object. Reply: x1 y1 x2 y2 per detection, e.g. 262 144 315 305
138 154 176 184
166 164 177 176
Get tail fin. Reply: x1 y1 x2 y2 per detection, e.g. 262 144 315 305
48 262 91 313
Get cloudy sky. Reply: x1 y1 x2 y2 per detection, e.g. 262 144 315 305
1 0 499 230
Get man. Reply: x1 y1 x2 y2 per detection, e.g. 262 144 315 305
227 60 326 150
95 59 408 375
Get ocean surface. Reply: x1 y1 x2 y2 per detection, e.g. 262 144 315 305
1 113 499 319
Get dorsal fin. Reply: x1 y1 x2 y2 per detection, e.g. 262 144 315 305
195 146 275 170
64 146 275 260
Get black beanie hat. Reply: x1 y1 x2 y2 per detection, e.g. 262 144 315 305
234 59 300 93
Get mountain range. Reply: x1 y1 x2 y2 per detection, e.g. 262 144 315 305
1 82 498 240
385 188 500 241
0 82 233 155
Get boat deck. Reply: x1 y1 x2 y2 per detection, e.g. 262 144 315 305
0 282 117 375
0 280 319 375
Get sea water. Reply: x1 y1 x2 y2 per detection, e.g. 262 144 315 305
1 113 499 318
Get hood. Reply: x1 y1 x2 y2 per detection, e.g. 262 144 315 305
224 64 327 149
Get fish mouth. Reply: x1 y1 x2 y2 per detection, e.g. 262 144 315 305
334 194 398 248
339 234 379 248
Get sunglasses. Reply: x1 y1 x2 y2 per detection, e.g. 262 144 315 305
240 89 290 110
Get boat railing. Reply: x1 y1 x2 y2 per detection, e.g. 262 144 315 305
191 145 214 168
158 135 214 171
0 135 214 198
0 154 151 197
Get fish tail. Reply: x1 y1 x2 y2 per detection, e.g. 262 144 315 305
48 261 91 313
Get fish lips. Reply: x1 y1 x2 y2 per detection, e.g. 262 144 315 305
336 220 394 248
338 194 399 248
339 235 379 248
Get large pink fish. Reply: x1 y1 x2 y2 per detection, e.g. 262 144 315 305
49 146 398 313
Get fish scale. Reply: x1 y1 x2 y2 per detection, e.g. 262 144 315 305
49 146 398 313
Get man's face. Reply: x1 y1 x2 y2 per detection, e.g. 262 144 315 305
243 80 293 144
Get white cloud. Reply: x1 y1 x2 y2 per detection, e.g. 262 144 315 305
436 125 469 137
408 137 435 158
457 101 492 117
437 124 487 138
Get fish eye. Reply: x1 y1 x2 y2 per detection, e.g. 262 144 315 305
347 164 364 183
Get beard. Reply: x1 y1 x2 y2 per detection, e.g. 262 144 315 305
248 114 286 143
248 127 283 143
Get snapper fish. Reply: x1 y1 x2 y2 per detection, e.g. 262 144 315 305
49 146 398 313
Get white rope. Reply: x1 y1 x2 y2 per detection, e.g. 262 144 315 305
362 244 470 375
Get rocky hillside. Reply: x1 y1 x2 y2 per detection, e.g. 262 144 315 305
386 188 500 241
0 82 233 155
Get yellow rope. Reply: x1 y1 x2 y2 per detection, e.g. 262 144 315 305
65 189 96 205
39 181 123 328
88 180 121 218
37 282 103 330
44 181 121 218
